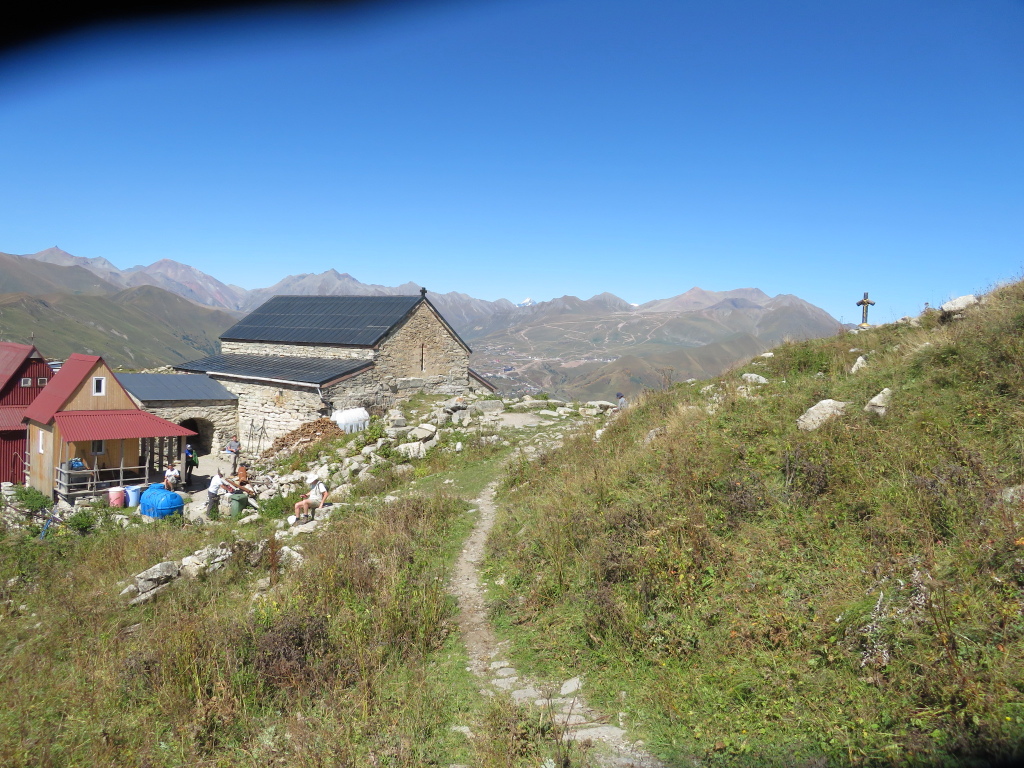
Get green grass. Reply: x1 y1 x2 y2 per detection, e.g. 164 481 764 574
485 281 1024 766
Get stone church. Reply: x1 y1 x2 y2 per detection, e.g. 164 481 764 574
176 290 495 446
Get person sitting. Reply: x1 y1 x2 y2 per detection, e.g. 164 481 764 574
163 462 180 491
293 474 328 523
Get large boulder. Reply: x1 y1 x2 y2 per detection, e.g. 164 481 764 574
940 295 978 314
797 399 851 431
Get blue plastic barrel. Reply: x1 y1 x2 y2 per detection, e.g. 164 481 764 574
126 485 143 507
139 483 184 519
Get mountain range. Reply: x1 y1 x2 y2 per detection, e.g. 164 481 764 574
1 247 843 395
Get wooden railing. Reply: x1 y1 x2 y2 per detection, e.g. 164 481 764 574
54 463 154 500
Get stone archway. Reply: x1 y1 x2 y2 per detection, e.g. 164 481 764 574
179 417 216 456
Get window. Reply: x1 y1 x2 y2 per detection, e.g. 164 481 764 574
20 378 31 387
92 377 105 396
37 377 47 387
91 440 105 455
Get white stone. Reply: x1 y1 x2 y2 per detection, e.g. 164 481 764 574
940 295 978 313
396 441 426 459
237 513 261 525
741 373 768 384
797 399 851 431
850 355 868 373
864 388 892 417
759 352 774 358
560 676 582 696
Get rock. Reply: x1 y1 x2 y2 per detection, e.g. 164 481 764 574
537 409 559 417
134 561 180 594
797 399 851 431
470 399 505 414
741 373 768 384
560 676 582 696
119 583 138 598
578 407 599 417
179 555 206 580
128 582 170 606
396 377 426 390
594 429 605 440
851 356 868 373
408 424 437 441
759 352 774 358
396 441 426 459
111 514 131 528
643 427 666 446
864 388 892 417
455 442 463 452
1001 486 1024 505
386 409 407 427
585 400 616 411
237 513 261 525
897 315 921 327
278 546 304 568
940 295 978 314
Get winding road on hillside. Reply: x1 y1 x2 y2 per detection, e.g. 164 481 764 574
450 480 666 768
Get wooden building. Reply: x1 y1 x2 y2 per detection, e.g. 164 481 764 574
22 353 195 500
0 342 53 484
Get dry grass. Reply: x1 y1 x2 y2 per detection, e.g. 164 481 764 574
486 282 1024 766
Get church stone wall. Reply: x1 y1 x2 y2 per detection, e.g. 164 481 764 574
143 403 239 452
216 378 327 447
220 341 374 360
375 303 470 395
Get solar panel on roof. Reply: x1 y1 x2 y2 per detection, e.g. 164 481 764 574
221 295 423 346
174 354 373 385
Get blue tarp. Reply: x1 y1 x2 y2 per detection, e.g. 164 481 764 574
139 483 184 519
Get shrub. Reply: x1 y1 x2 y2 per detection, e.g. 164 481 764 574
12 485 51 513
65 509 96 535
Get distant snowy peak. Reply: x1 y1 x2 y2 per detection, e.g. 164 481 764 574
517 297 537 307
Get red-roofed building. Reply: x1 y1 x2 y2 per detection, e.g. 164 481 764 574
23 353 195 500
0 342 53 484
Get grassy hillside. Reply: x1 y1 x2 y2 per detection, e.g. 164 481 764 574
486 283 1024 766
0 252 118 296
0 287 237 368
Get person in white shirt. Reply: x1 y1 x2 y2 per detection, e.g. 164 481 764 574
206 470 225 518
293 473 327 523
163 463 180 491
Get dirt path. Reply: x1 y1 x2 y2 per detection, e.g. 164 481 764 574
450 481 666 767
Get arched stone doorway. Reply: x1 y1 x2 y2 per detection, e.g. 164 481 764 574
179 417 216 455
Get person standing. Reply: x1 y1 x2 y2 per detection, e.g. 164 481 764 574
206 470 225 519
224 435 241 474
183 444 196 486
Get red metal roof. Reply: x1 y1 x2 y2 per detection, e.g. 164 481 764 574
0 342 40 392
54 410 196 442
22 353 103 425
0 406 27 431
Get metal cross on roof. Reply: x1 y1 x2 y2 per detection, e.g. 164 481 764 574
856 292 875 328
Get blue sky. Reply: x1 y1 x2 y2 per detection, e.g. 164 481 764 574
1 0 1022 323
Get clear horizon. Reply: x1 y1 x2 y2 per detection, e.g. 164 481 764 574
2 0 1022 326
